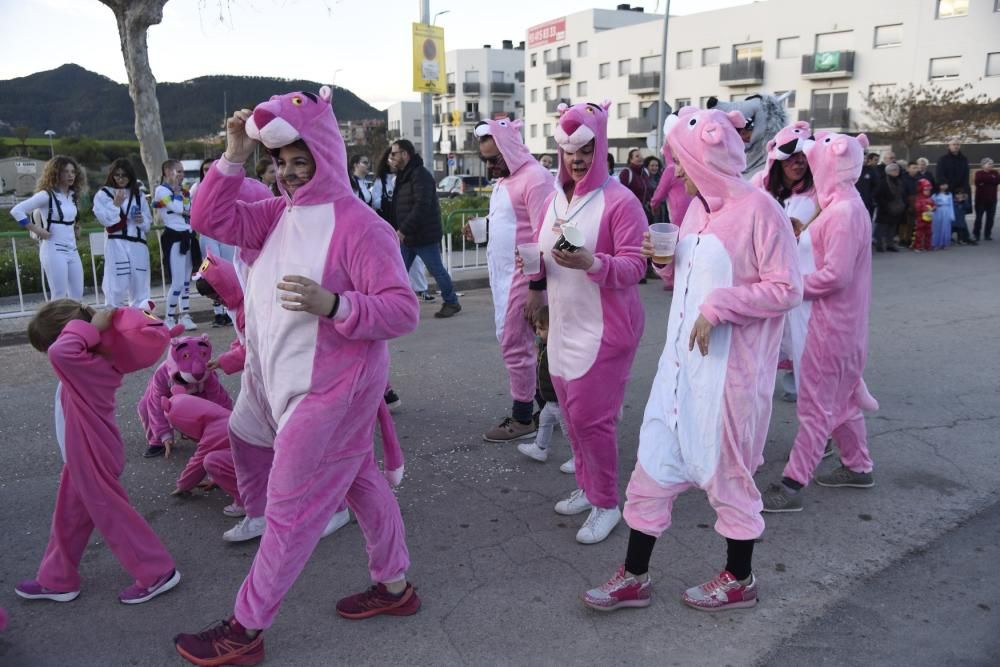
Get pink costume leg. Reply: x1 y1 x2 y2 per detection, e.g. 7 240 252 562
204 449 242 506
345 452 410 583
830 406 873 474
704 434 766 541
622 462 692 537
230 431 273 518
500 277 536 404
137 395 156 446
36 468 96 591
782 367 842 487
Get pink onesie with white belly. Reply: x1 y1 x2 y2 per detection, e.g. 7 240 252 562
625 107 803 541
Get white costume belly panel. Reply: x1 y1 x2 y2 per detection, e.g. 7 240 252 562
245 203 335 424
538 192 605 381
486 184 516 341
638 233 733 486
787 226 816 391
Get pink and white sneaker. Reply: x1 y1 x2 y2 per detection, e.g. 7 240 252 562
681 570 757 612
580 565 651 611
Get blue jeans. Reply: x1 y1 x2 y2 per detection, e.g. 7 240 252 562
400 243 458 304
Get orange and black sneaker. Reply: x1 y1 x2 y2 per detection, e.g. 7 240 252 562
336 582 421 620
174 616 264 666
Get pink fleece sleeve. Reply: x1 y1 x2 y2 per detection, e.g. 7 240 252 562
198 372 233 411
524 170 555 233
332 217 420 341
216 339 246 375
189 158 285 250
803 202 866 301
145 364 175 442
48 320 119 392
650 169 674 210
586 194 647 289
700 207 803 327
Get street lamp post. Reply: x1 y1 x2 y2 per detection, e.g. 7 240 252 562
44 130 56 158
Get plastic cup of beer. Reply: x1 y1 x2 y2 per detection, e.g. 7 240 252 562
518 243 541 274
468 217 488 244
648 223 679 263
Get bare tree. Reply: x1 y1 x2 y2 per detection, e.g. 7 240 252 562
98 0 169 186
861 83 1000 159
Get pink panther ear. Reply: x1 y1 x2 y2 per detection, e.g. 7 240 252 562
701 122 724 145
832 136 849 156
725 111 746 129
766 139 776 152
319 86 332 102
856 133 870 149
601 100 612 111
198 334 209 343
169 324 185 338
556 103 569 117
511 119 524 130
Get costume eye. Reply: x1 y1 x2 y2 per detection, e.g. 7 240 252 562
183 353 190 359
498 120 508 127
687 117 699 128
824 137 832 143
291 96 303 106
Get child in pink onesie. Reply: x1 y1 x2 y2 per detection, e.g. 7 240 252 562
581 107 802 613
175 87 420 667
16 302 182 606
519 100 647 545
762 131 879 513
473 118 555 443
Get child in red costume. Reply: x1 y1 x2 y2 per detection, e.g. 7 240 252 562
912 178 934 252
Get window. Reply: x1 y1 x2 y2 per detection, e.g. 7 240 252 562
530 53 537 67
577 41 588 57
599 62 611 79
699 95 714 107
447 72 455 85
811 88 848 113
775 90 797 108
557 84 570 99
413 119 421 137
530 88 537 103
929 56 961 79
557 45 570 60
640 55 659 73
543 49 552 63
936 0 968 18
543 123 551 136
986 52 1000 77
675 97 691 109
815 30 852 53
618 59 631 76
530 124 537 138
777 37 799 59
733 41 763 61
676 50 693 69
868 83 896 98
465 70 479 83
433 103 441 116
543 87 552 100
702 47 719 66
492 70 504 82
577 80 588 96
446 101 455 113
492 99 505 114
465 101 479 113
617 102 630 119
874 24 902 48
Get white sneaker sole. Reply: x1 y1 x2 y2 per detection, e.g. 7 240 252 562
581 596 651 612
223 522 265 542
517 444 548 462
385 399 402 413
120 569 181 605
223 506 247 518
682 596 757 612
15 587 80 603
554 502 592 516
321 509 351 539
559 460 575 474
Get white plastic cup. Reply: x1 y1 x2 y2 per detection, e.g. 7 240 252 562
518 243 541 274
468 217 488 244
648 223 679 262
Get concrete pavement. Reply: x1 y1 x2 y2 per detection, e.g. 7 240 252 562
0 242 997 666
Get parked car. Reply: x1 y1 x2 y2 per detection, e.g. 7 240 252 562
437 175 490 198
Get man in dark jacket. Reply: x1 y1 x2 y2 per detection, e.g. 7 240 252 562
389 139 461 318
855 152 878 220
936 140 976 244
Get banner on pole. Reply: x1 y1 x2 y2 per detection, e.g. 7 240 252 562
413 23 446 95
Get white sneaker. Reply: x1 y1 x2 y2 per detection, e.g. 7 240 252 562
321 508 351 539
180 314 198 331
576 506 621 544
560 457 576 474
223 515 265 542
555 489 592 516
517 441 548 462
164 315 177 329
222 503 246 518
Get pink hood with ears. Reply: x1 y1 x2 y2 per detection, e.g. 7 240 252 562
165 335 213 385
98 307 184 374
757 121 813 190
804 131 869 208
553 101 611 197
244 86 349 206
665 106 752 212
473 117 534 175
195 252 243 318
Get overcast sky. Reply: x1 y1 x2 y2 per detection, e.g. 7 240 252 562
1 0 753 110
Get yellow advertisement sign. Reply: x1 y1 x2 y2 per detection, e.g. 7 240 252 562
412 23 446 95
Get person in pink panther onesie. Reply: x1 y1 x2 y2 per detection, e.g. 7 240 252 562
137 334 232 458
762 131 879 513
581 106 802 613
472 117 555 443
174 86 420 667
649 141 695 227
520 100 647 545
16 303 184 607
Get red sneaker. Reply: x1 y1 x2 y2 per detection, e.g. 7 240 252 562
174 617 264 666
335 582 421 619
681 570 758 612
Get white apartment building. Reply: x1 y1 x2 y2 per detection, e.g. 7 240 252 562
523 0 1000 160
387 101 423 145
430 41 526 176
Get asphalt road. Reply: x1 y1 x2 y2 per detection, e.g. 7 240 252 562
0 241 998 666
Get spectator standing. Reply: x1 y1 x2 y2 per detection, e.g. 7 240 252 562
875 149 896 185
855 153 878 220
873 162 906 252
620 148 653 222
936 140 975 244
931 182 955 250
539 154 554 170
389 139 461 318
916 157 936 190
373 148 433 301
973 158 998 241
643 156 667 222
349 155 374 206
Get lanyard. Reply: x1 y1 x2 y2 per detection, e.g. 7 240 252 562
551 176 610 230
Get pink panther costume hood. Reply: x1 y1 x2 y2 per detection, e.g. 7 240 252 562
191 86 418 630
649 138 696 227
782 131 878 487
526 100 647 512
473 117 554 406
627 106 802 541
100 308 184 373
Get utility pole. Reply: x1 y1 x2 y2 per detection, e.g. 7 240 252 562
654 0 672 151
420 0 434 171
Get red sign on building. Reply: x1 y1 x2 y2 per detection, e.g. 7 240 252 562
527 18 566 48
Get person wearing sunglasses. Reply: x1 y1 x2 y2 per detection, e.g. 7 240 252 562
349 154 373 206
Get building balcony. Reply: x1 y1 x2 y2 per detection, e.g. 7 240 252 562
463 82 481 95
490 81 516 96
439 112 452 124
546 136 558 151
627 117 656 135
546 59 572 79
798 107 851 130
462 111 481 123
546 98 571 114
628 72 661 94
801 51 855 80
719 58 764 86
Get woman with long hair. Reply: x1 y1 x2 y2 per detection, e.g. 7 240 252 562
92 158 153 307
10 156 87 300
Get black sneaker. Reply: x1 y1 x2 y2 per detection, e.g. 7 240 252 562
384 389 401 412
434 302 462 319
144 444 166 458
221 312 233 326
420 291 437 302
211 314 225 328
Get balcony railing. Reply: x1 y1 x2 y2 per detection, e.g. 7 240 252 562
463 82 481 95
798 107 851 130
627 117 656 135
628 72 661 94
801 51 855 79
719 58 764 85
546 98 571 114
491 81 515 95
462 111 481 122
546 59 572 78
